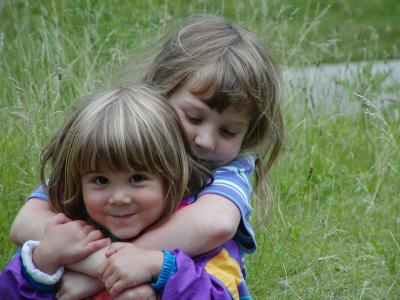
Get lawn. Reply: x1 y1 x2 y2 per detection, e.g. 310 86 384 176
1 0 399 299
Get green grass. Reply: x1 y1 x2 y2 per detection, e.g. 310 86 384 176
248 108 400 298
1 0 399 299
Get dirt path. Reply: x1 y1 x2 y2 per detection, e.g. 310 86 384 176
284 60 400 113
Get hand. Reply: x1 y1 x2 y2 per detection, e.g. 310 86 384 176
57 270 104 300
100 242 163 298
33 213 111 274
114 284 158 300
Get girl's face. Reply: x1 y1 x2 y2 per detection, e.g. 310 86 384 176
169 83 251 169
81 168 165 240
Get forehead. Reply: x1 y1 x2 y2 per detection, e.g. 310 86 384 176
182 80 253 118
171 86 251 125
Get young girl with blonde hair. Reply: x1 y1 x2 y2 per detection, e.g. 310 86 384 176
0 85 212 299
10 14 284 299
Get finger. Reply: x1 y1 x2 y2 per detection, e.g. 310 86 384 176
105 242 125 257
114 289 136 300
105 244 120 257
114 288 137 300
84 238 111 254
85 229 103 241
56 213 72 224
138 284 157 300
104 273 119 292
101 261 113 282
115 285 156 300
109 279 133 298
74 219 89 227
99 259 109 278
50 213 69 226
82 224 97 233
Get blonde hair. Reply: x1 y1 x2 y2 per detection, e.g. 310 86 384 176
141 15 284 220
40 85 208 228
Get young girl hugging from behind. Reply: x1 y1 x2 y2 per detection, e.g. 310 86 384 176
0 85 211 299
9 14 284 298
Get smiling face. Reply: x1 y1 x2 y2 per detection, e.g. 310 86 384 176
169 83 251 169
81 168 165 240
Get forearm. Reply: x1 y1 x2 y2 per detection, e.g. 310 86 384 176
134 194 241 256
66 246 108 278
10 199 55 245
59 270 105 300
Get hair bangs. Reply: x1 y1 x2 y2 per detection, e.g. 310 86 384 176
73 99 154 175
187 61 252 113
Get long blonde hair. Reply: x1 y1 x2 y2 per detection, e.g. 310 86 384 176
40 85 209 227
141 15 284 220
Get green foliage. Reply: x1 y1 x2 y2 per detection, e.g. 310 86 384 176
1 0 399 298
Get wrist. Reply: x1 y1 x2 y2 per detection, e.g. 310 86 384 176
21 240 64 292
32 242 60 274
151 249 177 293
149 250 164 279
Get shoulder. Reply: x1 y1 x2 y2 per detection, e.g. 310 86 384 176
27 185 49 201
223 152 256 168
212 152 256 176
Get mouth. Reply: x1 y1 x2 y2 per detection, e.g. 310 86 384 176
110 213 135 221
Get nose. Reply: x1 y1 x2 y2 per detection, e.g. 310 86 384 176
109 190 132 206
194 128 216 152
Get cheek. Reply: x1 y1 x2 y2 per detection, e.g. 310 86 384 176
178 118 196 140
153 189 167 211
148 187 167 217
82 190 102 217
219 139 243 161
139 182 165 207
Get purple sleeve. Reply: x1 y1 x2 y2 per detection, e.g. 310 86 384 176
161 250 234 300
27 185 49 201
0 255 55 300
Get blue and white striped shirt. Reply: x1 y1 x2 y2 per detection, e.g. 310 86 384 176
190 152 257 254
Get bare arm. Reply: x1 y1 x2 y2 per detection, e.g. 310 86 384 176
67 194 240 278
58 270 104 300
9 199 56 245
10 193 240 277
133 194 241 256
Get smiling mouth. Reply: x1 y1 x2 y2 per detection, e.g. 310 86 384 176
111 213 135 220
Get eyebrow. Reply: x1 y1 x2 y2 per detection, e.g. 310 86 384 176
185 101 249 128
200 92 232 112
228 120 249 127
185 94 236 113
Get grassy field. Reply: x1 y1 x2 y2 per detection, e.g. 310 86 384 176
1 0 399 299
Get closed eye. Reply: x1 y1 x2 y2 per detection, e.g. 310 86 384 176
185 112 202 124
220 128 237 138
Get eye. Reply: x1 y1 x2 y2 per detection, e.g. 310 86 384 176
94 176 109 185
220 128 237 138
130 174 147 184
185 112 202 124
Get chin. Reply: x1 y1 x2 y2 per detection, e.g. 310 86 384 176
111 229 140 241
198 159 219 169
